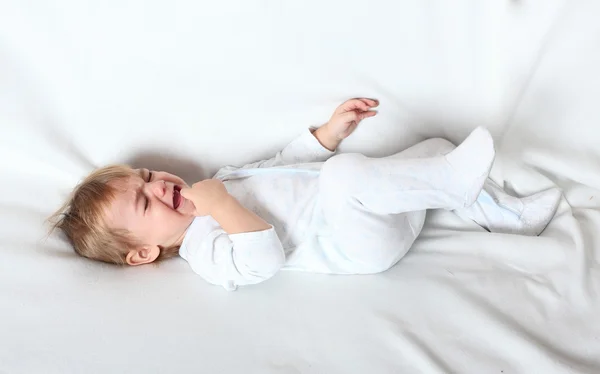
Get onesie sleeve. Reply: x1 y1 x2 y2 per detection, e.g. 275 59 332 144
179 218 285 291
213 128 335 178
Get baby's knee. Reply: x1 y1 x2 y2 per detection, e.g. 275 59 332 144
421 137 456 154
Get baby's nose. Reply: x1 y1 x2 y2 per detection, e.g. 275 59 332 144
151 180 167 198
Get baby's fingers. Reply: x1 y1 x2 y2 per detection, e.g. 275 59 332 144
340 109 377 123
358 98 379 108
180 187 194 200
338 99 370 114
360 110 378 119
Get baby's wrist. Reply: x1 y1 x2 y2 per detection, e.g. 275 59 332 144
313 125 339 151
209 194 236 214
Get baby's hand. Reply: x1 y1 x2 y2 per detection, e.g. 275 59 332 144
313 98 378 150
180 179 230 216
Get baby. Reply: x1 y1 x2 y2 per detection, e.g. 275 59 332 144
50 98 561 291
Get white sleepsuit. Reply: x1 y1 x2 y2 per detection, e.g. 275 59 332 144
179 128 557 291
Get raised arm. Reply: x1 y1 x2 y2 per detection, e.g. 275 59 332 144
213 98 378 177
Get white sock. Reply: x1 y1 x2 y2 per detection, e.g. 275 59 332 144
444 127 496 207
454 180 561 236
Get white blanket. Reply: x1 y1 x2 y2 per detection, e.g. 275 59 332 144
1 1 599 373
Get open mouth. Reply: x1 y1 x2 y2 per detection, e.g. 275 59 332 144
173 185 182 210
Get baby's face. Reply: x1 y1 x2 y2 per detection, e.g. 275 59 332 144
105 168 196 250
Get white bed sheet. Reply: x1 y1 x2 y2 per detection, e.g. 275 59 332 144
1 1 599 373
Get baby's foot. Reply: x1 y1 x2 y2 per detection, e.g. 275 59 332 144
517 188 561 236
444 127 496 207
457 182 562 236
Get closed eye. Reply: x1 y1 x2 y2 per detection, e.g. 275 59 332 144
144 171 153 212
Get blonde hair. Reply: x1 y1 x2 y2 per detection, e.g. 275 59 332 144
48 165 179 265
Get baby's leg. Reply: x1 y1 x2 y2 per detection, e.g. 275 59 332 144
385 137 457 160
455 180 561 236
318 173 426 274
320 127 496 215
317 200 426 274
382 134 561 236
318 127 494 273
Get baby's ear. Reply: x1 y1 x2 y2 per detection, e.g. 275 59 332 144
125 246 160 266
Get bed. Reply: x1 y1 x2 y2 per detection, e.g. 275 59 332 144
1 1 599 373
